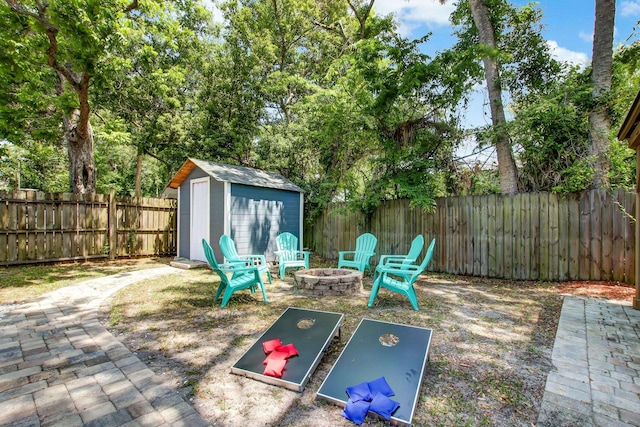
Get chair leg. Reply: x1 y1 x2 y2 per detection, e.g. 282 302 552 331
266 270 273 284
368 280 382 308
279 264 285 279
214 283 225 302
257 278 269 303
406 287 419 311
220 287 235 308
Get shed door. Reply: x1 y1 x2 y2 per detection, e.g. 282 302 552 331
190 178 210 261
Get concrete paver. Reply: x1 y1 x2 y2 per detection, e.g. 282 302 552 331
0 267 210 427
538 296 640 427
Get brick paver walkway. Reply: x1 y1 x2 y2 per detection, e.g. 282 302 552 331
538 296 640 427
0 267 210 427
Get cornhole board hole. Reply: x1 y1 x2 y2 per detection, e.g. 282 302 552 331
231 307 344 392
316 318 432 426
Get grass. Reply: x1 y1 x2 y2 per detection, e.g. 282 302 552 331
0 257 172 304
1 255 565 426
102 258 563 427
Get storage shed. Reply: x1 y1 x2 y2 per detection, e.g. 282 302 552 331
166 158 305 263
617 88 640 310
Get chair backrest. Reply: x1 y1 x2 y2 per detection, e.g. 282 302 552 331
354 233 378 263
219 235 240 262
276 232 299 261
406 235 425 261
415 238 436 273
202 239 229 284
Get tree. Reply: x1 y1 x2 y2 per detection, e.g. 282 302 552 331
450 0 519 193
95 0 211 196
443 0 564 194
589 0 615 189
2 1 142 194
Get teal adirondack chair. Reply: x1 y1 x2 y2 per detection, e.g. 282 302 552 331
202 239 268 308
337 233 378 275
219 235 272 283
274 232 310 279
368 238 436 311
373 235 425 282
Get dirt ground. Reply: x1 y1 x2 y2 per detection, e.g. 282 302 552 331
100 265 635 427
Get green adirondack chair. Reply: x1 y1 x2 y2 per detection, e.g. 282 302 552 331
373 235 425 282
368 238 436 311
202 239 268 308
219 235 272 283
337 233 378 274
274 232 310 279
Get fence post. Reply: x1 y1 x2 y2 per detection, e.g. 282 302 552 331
108 189 117 260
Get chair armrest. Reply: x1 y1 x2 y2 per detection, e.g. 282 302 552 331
377 263 421 275
377 255 417 267
219 262 259 275
276 250 309 261
338 251 356 261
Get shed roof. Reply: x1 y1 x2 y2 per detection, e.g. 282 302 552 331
618 89 640 149
167 158 304 193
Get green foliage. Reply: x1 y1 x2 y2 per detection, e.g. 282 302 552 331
511 68 592 192
0 140 68 192
511 41 639 194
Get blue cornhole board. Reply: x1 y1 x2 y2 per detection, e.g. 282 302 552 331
231 307 343 392
316 318 432 426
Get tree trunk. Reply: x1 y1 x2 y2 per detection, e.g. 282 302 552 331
66 115 96 194
589 0 615 189
469 0 519 194
62 74 96 195
135 154 143 197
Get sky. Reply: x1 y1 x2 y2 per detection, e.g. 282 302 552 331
205 0 640 161
369 0 640 163
374 0 639 127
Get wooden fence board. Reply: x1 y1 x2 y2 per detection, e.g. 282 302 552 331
503 195 513 279
612 189 627 281
625 191 635 283
549 193 560 281
487 194 497 277
601 190 613 281
529 193 540 280
557 195 569 281
512 194 522 280
473 195 481 276
538 193 549 280
479 195 488 277
309 189 635 284
495 194 504 278
35 193 45 261
0 197 7 262
2 189 635 283
590 190 604 280
568 193 580 280
0 191 176 264
579 192 592 280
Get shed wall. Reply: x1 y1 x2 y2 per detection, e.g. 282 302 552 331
230 184 301 262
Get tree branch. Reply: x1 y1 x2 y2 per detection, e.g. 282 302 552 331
124 0 139 13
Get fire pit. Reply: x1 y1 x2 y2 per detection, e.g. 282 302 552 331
293 268 363 296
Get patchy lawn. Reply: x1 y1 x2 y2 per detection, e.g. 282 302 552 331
0 257 172 304
101 258 604 427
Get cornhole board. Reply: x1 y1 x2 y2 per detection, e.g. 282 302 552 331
231 307 343 392
316 318 432 426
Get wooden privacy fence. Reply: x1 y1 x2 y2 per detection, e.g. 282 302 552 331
0 190 177 265
305 189 636 284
